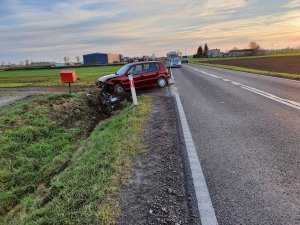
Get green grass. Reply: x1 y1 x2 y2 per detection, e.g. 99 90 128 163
197 63 300 80
0 94 98 218
188 49 300 63
0 94 153 225
0 65 122 88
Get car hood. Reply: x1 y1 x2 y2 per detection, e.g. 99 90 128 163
97 74 116 82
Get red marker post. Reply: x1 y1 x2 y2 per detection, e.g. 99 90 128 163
128 74 138 105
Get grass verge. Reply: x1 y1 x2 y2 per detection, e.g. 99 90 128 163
0 94 101 218
194 63 300 80
0 94 153 225
0 65 122 88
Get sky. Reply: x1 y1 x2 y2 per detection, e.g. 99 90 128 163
0 0 300 63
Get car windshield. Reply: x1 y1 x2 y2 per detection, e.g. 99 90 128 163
173 58 180 62
182 56 187 58
115 64 131 75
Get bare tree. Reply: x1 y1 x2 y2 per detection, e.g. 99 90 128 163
1 61 4 66
249 42 261 51
75 56 80 63
19 61 24 66
63 56 69 64
25 59 29 66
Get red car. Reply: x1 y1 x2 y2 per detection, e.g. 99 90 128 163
97 61 170 94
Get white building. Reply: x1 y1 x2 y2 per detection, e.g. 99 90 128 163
208 49 221 58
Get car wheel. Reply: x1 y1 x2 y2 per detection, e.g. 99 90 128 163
114 84 125 94
157 77 167 88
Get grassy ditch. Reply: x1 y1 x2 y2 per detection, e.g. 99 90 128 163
197 63 300 80
0 94 152 224
0 65 122 88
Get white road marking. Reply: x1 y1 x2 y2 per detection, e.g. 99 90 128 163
170 69 219 225
189 63 300 83
184 65 300 111
231 81 240 85
240 86 300 110
222 78 231 82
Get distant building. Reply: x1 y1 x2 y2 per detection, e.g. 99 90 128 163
30 61 53 66
53 63 67 67
151 53 156 60
208 49 221 58
228 49 265 57
167 51 181 59
168 51 177 58
83 53 121 65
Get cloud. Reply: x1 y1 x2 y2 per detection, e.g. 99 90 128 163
284 0 300 7
1 0 300 62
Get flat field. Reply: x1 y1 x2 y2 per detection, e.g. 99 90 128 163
189 50 300 63
0 65 122 88
207 55 300 75
190 51 300 80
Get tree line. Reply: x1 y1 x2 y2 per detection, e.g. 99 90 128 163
192 41 263 59
193 44 209 58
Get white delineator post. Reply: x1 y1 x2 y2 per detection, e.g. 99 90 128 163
170 67 174 79
128 74 138 105
169 67 175 84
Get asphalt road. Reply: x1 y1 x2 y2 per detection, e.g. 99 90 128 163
173 64 300 225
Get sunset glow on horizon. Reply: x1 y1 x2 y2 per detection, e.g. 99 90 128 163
1 0 300 62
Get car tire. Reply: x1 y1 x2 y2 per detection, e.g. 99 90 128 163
157 77 168 88
114 84 125 94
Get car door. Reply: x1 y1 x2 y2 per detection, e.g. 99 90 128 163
142 63 160 87
124 64 144 89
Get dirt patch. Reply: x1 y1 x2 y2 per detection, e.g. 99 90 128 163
46 96 104 133
118 96 190 225
207 56 300 74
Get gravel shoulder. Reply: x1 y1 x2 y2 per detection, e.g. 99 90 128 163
118 96 193 225
0 95 28 107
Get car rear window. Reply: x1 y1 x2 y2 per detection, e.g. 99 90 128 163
144 63 159 72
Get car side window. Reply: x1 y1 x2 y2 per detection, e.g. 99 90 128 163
144 63 159 72
128 65 143 75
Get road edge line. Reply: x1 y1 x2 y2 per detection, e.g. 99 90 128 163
187 63 300 83
173 90 219 225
